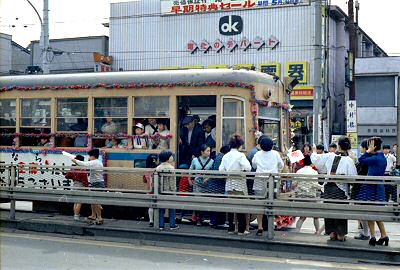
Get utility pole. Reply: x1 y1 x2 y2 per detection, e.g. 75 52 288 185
42 0 50 74
397 74 400 165
348 0 357 100
25 0 49 74
312 0 323 144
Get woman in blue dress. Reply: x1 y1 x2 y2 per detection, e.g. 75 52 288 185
357 137 389 246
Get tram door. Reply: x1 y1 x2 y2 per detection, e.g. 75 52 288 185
177 96 217 167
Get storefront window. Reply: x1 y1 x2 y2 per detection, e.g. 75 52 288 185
0 99 16 146
133 97 170 150
222 97 245 148
55 98 88 147
93 98 128 148
20 99 51 146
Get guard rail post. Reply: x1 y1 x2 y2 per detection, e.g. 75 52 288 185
9 165 16 220
153 172 160 229
266 174 275 240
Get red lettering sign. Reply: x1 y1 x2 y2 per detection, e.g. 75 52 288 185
243 0 256 8
183 4 194 13
208 3 219 11
220 2 231 10
171 5 181 14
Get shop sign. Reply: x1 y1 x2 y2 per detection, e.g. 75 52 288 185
286 62 308 84
161 0 310 15
347 132 358 149
188 36 279 54
240 37 251 51
200 40 211 52
226 38 238 52
219 15 243 36
252 36 264 50
260 63 281 76
213 39 224 52
290 86 314 100
186 40 198 53
346 100 357 133
266 35 279 49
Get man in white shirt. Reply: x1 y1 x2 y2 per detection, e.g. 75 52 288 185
383 145 397 175
73 148 105 225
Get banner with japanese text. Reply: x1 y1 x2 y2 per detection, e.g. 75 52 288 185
161 0 310 15
0 149 104 188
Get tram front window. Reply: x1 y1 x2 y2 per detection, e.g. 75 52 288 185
222 97 245 149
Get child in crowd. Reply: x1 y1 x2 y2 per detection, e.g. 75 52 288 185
65 155 88 221
156 150 179 230
293 155 322 233
133 123 149 149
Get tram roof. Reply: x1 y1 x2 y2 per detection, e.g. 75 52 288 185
0 69 274 88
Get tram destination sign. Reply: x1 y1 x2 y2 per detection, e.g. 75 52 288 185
161 0 310 15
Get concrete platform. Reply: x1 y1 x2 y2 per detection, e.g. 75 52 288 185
1 209 399 265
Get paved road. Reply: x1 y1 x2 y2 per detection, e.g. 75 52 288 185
0 231 397 270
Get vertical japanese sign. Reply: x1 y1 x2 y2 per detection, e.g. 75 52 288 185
346 100 357 133
346 100 358 151
286 62 308 84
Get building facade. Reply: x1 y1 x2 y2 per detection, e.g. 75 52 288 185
0 33 30 76
355 57 399 146
30 36 109 74
109 0 385 146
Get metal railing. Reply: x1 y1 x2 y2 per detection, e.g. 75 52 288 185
1 164 399 240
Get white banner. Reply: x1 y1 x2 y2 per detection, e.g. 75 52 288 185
161 0 310 15
0 150 104 187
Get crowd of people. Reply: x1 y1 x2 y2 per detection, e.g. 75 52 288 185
100 118 172 150
66 133 398 247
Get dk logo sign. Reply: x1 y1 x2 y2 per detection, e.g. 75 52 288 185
219 15 243 36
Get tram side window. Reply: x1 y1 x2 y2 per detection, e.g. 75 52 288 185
56 98 88 147
0 99 16 146
133 96 170 150
222 97 246 149
20 99 51 147
93 98 128 149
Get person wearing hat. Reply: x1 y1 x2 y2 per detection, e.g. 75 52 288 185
179 115 205 166
251 136 284 236
134 123 149 149
72 148 105 225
